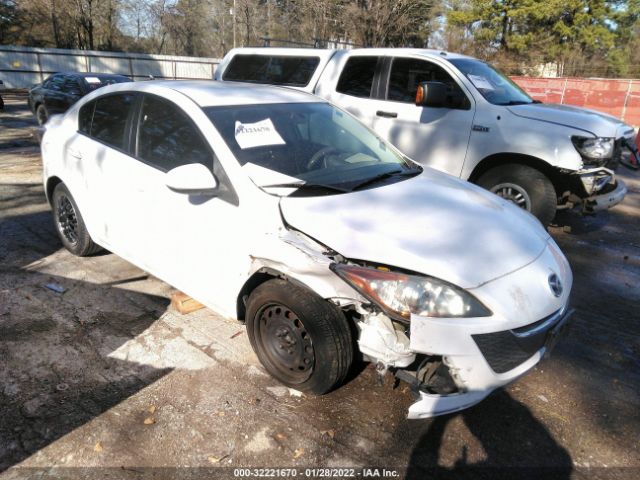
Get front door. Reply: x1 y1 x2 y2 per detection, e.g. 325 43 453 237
372 57 476 177
126 93 243 309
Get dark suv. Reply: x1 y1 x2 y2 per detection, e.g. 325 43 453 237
28 72 131 125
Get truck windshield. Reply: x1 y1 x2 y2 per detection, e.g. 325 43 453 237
205 102 421 194
449 58 533 106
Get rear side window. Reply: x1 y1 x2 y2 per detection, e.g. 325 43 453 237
78 101 95 134
387 57 463 103
222 54 320 87
336 56 379 98
63 76 82 95
48 75 64 91
136 95 211 171
90 93 136 150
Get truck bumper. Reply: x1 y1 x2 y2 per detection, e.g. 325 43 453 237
583 179 627 213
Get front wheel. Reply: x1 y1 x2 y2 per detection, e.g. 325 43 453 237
477 164 557 226
245 279 354 395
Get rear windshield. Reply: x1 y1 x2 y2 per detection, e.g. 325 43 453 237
222 54 320 87
82 75 131 92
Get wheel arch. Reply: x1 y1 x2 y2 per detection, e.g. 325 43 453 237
45 176 63 206
468 153 565 195
236 267 318 322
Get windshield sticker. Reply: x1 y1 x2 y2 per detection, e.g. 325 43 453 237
234 118 285 149
468 74 495 90
85 76 102 84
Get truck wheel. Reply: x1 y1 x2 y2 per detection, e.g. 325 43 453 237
477 164 557 225
36 104 49 125
245 279 353 395
52 183 102 256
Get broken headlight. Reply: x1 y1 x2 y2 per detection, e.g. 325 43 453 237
572 136 614 164
331 264 491 321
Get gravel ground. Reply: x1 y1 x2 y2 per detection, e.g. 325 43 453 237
0 98 639 480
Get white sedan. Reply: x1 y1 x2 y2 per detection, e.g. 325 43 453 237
41 80 573 418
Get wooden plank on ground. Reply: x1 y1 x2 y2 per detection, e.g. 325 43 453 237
171 291 204 315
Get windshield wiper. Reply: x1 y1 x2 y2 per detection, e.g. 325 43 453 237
350 168 422 191
260 181 350 193
497 100 533 106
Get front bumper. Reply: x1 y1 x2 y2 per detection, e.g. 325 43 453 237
405 241 573 419
407 307 572 419
583 178 627 213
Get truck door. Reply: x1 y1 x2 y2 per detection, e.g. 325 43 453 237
372 56 475 177
321 55 387 130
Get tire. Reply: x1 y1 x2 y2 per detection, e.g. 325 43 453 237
477 164 557 226
36 103 49 125
51 183 102 256
246 279 354 395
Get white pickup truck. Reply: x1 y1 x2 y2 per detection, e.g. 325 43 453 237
215 48 635 225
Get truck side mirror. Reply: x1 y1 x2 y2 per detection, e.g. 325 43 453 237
416 81 470 110
416 81 448 107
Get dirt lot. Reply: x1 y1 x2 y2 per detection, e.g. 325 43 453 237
1 97 639 479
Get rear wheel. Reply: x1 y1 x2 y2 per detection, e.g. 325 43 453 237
36 104 49 125
52 183 102 256
245 279 353 395
477 164 557 226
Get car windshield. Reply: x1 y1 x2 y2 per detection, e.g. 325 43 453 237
205 102 421 194
82 75 130 92
449 58 533 106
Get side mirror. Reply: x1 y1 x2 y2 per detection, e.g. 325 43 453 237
415 81 470 110
166 163 218 195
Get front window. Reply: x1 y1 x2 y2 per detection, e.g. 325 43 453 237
449 58 533 106
205 102 420 195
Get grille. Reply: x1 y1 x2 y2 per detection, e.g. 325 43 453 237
472 310 561 374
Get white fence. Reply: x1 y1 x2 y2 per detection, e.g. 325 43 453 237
0 46 221 89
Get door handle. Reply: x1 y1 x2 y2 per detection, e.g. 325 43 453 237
68 148 82 159
376 110 398 118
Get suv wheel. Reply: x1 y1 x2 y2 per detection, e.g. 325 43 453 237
52 183 102 256
477 164 557 226
245 279 353 395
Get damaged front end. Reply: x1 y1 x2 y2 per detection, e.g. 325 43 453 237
248 224 571 419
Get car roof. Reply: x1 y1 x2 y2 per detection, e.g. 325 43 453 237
53 72 130 79
139 80 322 107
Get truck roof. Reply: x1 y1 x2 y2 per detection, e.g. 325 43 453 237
220 47 476 62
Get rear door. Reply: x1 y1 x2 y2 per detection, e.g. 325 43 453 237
372 56 475 176
321 54 386 130
73 92 140 251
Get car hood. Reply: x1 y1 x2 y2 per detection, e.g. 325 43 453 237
279 169 551 289
507 103 631 138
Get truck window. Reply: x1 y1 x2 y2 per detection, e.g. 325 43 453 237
387 57 463 103
336 56 379 98
222 54 320 87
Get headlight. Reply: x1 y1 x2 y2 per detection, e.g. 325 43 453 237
331 264 491 321
572 136 614 163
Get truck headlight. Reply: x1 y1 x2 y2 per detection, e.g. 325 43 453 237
331 264 491 321
572 136 614 163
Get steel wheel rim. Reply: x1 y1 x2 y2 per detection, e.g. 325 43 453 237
56 194 79 245
491 182 532 210
256 303 314 384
